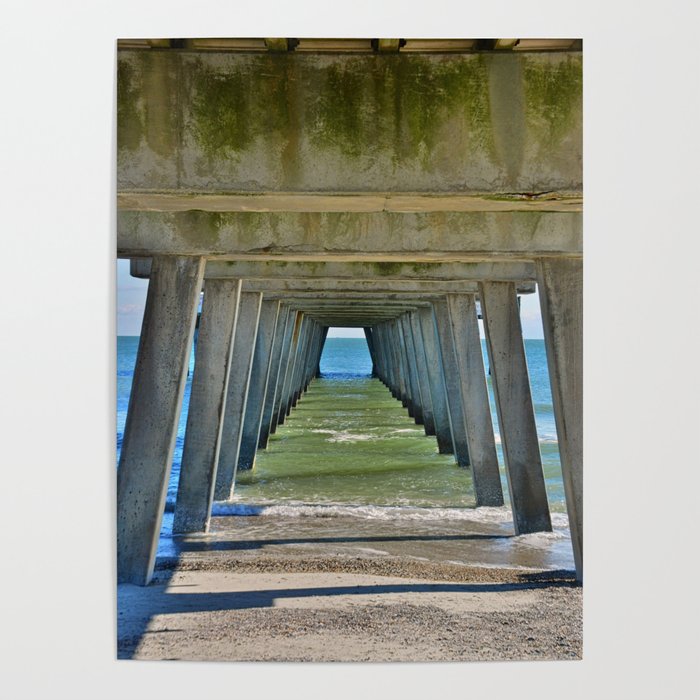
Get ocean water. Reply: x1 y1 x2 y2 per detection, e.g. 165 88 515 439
117 336 572 569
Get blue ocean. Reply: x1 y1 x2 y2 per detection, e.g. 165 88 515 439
117 336 573 569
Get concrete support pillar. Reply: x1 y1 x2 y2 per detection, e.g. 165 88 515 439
390 322 408 405
117 255 205 585
372 324 386 384
268 308 296 435
303 322 322 391
290 316 311 409
418 306 454 454
446 294 504 506
409 311 436 436
273 310 301 430
214 291 263 500
479 281 551 533
377 323 392 393
432 298 471 467
394 319 414 416
282 313 306 419
536 258 583 580
363 327 378 377
399 314 424 425
315 326 329 378
237 299 281 471
173 279 242 534
258 306 291 449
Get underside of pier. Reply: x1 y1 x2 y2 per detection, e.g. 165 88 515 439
116 37 582 586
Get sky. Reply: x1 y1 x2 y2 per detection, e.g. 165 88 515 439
117 259 545 338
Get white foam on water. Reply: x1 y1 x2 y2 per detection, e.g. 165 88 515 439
211 501 570 530
310 429 376 443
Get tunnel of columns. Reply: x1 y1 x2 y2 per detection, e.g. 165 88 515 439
117 37 582 587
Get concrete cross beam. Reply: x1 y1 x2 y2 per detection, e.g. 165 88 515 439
118 210 582 259
117 49 581 196
129 258 540 283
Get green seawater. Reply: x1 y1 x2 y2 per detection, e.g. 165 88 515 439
235 376 478 508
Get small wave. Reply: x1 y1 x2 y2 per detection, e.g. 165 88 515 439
310 429 376 443
211 501 569 529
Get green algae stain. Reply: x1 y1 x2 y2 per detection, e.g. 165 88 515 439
174 211 224 251
189 55 294 163
306 55 495 166
141 51 179 159
371 262 406 277
117 59 143 152
524 56 582 147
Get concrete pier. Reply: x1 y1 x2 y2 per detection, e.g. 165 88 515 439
409 311 437 437
173 279 242 534
399 314 424 425
536 258 583 579
117 256 205 585
237 299 281 471
446 293 504 506
417 307 454 454
117 38 582 583
479 281 552 533
432 298 472 467
258 306 292 449
214 292 263 500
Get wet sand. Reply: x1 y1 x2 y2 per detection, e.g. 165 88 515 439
119 513 581 662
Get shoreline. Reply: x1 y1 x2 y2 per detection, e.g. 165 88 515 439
119 551 581 662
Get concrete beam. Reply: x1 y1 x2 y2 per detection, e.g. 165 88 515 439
130 258 539 282
117 256 205 585
118 50 581 194
117 192 582 214
118 210 582 259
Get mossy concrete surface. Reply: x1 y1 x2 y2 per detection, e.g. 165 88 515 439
117 50 581 195
117 209 582 258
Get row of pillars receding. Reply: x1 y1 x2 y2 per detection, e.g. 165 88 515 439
117 256 582 586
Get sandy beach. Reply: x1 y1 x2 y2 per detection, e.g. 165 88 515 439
118 514 582 662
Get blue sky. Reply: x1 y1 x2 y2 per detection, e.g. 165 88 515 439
117 259 545 338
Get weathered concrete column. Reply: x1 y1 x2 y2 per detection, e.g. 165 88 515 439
409 311 436 436
479 281 551 533
394 319 413 415
237 299 281 471
363 327 377 377
387 321 408 408
315 326 329 378
446 293 504 506
303 322 323 391
282 313 307 419
376 323 391 389
418 306 454 454
399 314 424 425
372 324 386 384
432 298 471 467
273 310 301 430
117 255 205 585
172 279 242 534
536 258 583 580
290 316 312 409
214 291 263 500
258 306 291 448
